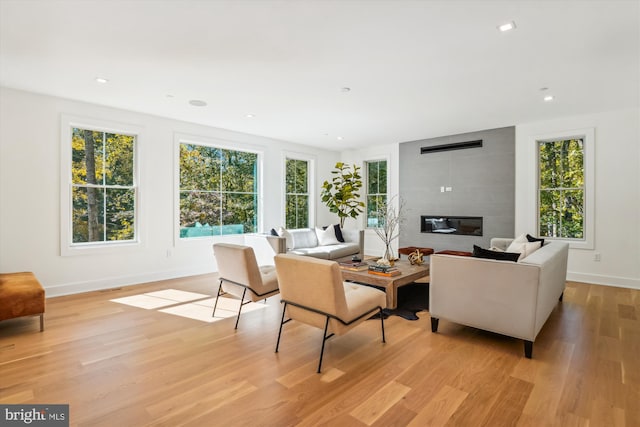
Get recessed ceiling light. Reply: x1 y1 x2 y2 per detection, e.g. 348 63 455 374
341 87 351 93
95 77 109 84
246 114 255 118
543 95 555 102
497 21 516 32
336 136 344 140
188 100 207 107
539 87 549 92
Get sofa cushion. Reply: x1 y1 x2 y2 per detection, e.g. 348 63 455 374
472 245 520 262
506 241 542 261
288 228 318 249
315 226 340 246
290 242 360 260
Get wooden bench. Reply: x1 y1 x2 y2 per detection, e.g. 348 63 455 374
0 272 45 331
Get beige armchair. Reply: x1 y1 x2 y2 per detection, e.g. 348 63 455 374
273 254 387 373
212 243 279 329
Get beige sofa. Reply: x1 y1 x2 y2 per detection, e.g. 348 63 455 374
429 237 569 358
266 227 364 260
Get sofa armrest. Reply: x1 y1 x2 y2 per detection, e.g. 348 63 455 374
265 235 286 254
341 229 364 256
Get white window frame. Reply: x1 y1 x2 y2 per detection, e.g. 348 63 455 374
364 158 389 229
282 152 315 228
535 127 595 249
60 114 143 256
174 133 264 244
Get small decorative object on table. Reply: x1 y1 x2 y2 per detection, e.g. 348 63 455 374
408 249 424 265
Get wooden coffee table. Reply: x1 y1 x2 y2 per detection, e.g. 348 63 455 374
340 260 429 309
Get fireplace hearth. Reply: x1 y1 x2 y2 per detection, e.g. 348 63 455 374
420 216 483 236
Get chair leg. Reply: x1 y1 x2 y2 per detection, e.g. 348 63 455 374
39 314 44 332
379 308 386 343
212 280 223 318
234 288 247 329
275 302 288 353
317 316 331 374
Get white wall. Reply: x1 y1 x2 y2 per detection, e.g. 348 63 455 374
0 87 339 296
515 108 640 289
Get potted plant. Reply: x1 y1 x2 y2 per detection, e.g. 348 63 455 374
320 162 365 227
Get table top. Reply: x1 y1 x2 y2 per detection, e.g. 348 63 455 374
340 260 429 287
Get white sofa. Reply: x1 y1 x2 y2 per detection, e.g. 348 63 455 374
266 227 364 260
429 237 569 358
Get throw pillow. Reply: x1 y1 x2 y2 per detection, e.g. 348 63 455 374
315 226 340 246
506 241 542 261
526 234 545 246
322 224 345 242
472 245 520 262
513 233 528 244
333 224 345 242
270 228 279 236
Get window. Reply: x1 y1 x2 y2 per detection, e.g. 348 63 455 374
365 160 387 227
536 128 594 248
70 127 137 244
179 142 258 238
285 158 309 229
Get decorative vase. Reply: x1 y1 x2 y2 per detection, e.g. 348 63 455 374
383 244 395 266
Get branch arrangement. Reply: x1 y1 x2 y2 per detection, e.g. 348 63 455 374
374 196 406 250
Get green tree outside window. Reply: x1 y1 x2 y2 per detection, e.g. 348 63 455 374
366 160 387 228
538 138 584 239
71 128 136 243
179 143 258 237
285 158 309 229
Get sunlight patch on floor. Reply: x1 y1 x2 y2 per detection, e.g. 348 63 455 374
110 289 267 323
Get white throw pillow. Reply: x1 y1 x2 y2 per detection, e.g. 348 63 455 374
315 226 340 246
506 240 542 261
513 233 528 244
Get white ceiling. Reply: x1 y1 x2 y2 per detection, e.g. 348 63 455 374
1 0 638 150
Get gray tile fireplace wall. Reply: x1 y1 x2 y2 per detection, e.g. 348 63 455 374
399 126 515 252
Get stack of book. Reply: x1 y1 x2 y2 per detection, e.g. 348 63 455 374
338 261 369 271
368 264 401 277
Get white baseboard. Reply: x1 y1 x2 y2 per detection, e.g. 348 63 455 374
567 271 640 290
43 267 215 298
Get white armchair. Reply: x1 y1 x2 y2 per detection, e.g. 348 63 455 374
274 254 387 373
212 243 279 329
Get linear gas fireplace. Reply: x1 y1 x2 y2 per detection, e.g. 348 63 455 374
420 216 483 236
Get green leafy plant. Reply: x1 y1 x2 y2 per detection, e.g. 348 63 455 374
320 162 365 227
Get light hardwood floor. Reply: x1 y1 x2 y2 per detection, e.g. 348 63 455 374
1 275 639 426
